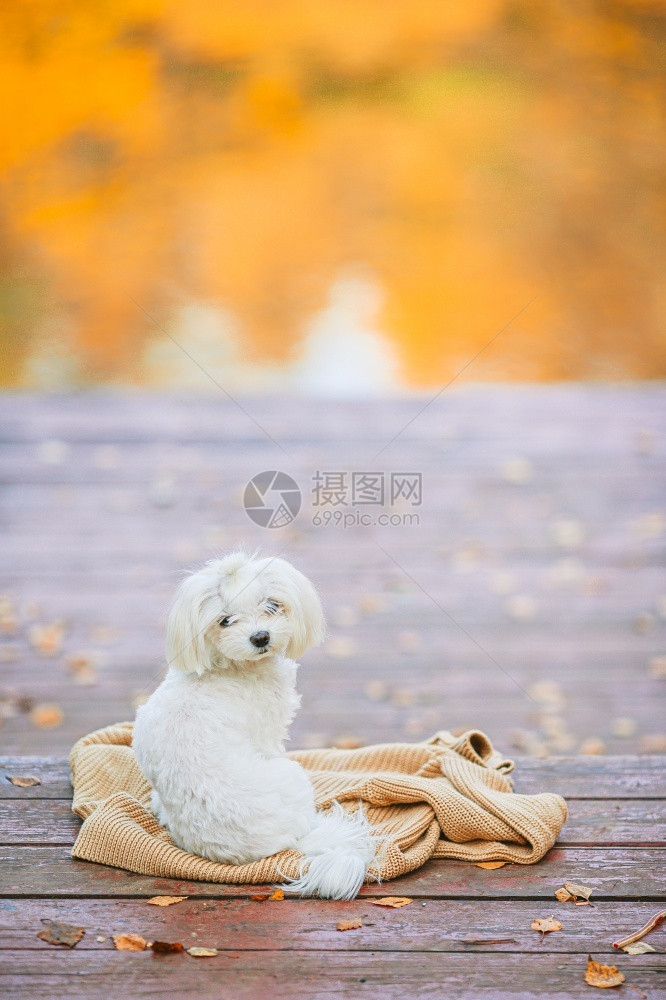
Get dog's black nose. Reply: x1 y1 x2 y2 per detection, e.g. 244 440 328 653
250 630 270 648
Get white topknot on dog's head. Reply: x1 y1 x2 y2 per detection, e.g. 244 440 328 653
165 552 326 675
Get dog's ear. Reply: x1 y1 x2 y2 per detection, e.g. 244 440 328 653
275 560 326 660
166 571 214 675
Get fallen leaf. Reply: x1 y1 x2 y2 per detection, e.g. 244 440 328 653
391 688 417 708
475 861 507 870
556 881 593 903
113 933 146 951
151 940 185 954
504 594 537 621
639 733 666 753
364 679 389 701
37 919 85 948
373 897 413 908
268 889 284 901
337 919 363 931
501 456 534 485
7 775 40 787
564 881 593 901
325 637 357 659
585 955 625 989
65 653 99 686
28 622 65 656
357 593 386 614
96 936 106 943
187 947 218 957
30 704 64 729
531 917 563 937
333 734 363 749
622 942 657 955
397 630 422 653
250 894 268 902
147 896 187 907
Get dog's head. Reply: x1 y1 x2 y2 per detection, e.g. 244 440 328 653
166 552 326 675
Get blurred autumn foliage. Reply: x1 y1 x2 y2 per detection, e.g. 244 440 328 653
0 0 664 388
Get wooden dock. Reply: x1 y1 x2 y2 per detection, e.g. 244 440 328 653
1 385 664 756
1 753 664 997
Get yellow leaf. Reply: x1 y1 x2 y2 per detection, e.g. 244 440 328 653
475 861 507 870
622 942 656 955
584 956 625 989
564 881 593 901
337 918 362 931
531 917 562 936
187 947 218 957
113 934 146 951
147 896 187 907
555 881 593 903
30 704 63 729
7 775 40 787
268 889 285 900
373 897 413 908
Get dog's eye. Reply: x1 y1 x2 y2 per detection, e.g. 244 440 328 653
218 616 233 628
265 599 282 615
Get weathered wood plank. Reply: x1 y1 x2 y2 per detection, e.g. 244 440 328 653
0 950 663 999
0 898 661 955
2 798 665 847
2 757 664 800
1 847 664 900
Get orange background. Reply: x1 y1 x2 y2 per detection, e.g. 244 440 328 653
0 0 664 388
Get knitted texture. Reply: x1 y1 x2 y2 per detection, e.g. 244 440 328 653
69 722 567 885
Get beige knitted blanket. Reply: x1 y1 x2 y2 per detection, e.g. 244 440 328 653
69 722 567 885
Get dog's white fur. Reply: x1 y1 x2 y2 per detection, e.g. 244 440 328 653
132 552 377 899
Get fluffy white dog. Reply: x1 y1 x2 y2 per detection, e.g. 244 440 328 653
133 552 377 899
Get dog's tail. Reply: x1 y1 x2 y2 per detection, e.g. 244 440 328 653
282 801 379 900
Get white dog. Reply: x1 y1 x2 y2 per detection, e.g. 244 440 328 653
133 552 377 899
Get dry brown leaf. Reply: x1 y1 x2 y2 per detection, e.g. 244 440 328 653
531 917 563 937
337 919 363 931
28 622 65 656
268 889 284 900
30 704 64 729
564 881 593 901
66 653 99 686
585 955 625 989
250 894 268 902
7 775 40 787
622 942 656 955
113 933 146 951
333 733 363 749
151 940 185 954
580 737 606 756
37 919 85 948
373 897 413 908
556 881 593 904
187 947 218 957
475 861 507 870
147 896 187 907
